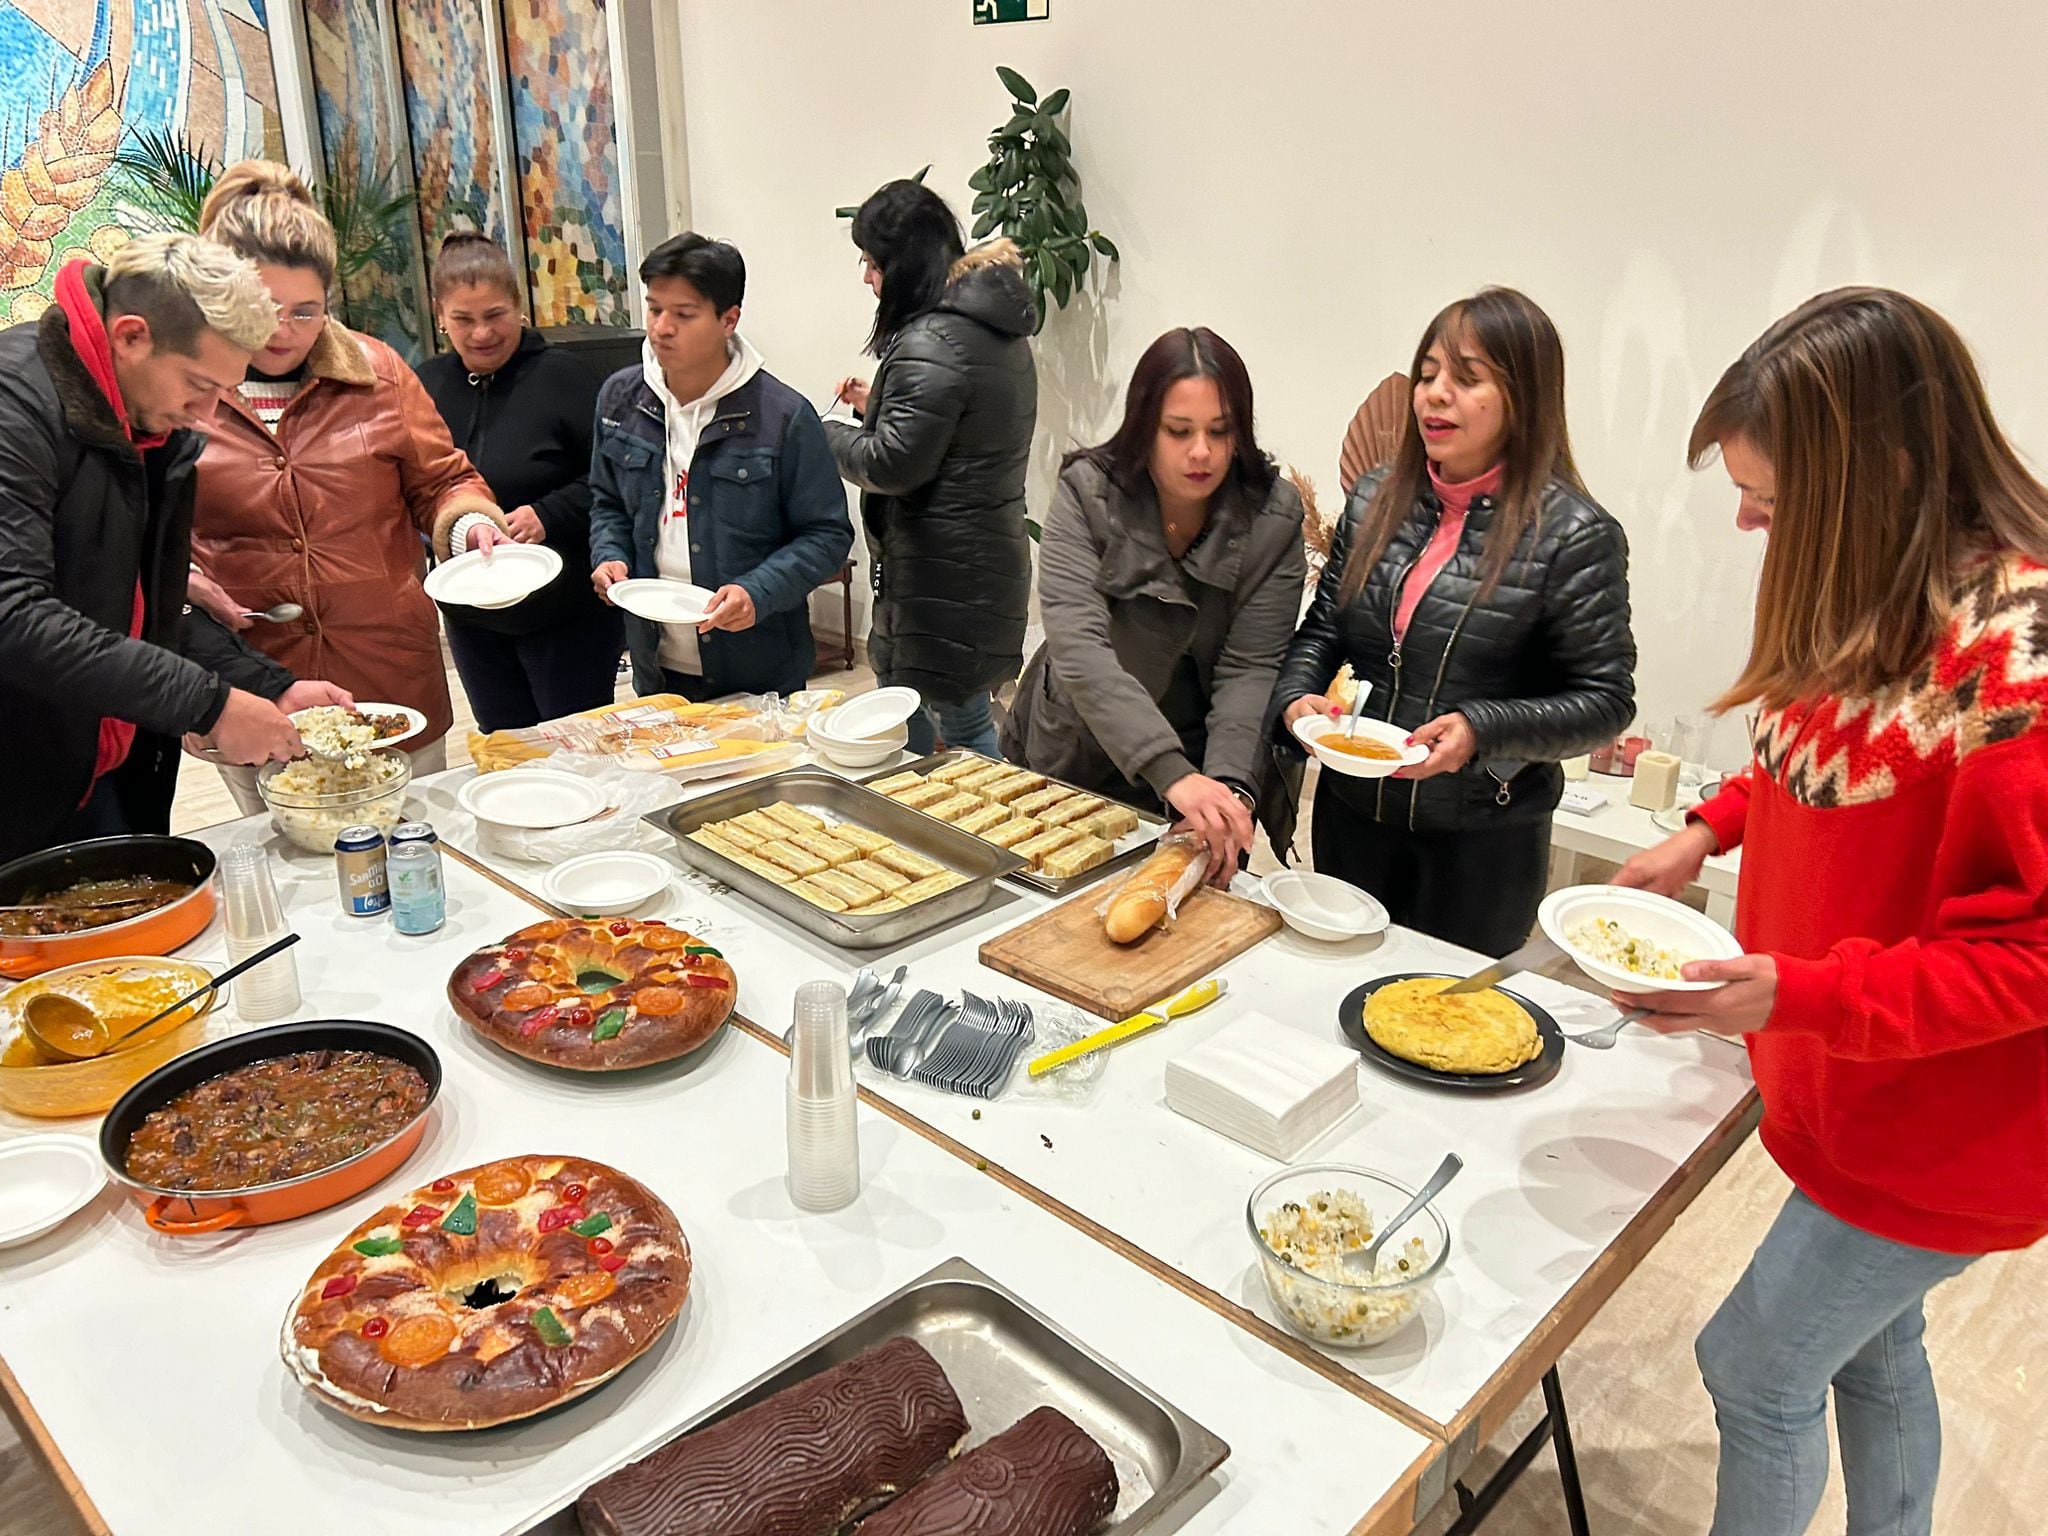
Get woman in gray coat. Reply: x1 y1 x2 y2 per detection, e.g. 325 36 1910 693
1003 328 1305 881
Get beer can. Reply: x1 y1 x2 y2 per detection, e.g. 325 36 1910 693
335 826 390 916
389 837 447 935
389 821 438 847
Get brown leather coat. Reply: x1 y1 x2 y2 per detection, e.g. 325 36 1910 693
191 322 504 743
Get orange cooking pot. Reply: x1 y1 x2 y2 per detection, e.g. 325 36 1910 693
99 1020 442 1234
0 835 217 980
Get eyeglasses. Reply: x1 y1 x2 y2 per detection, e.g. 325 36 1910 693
280 307 327 330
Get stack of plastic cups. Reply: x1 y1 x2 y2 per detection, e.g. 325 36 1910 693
786 980 860 1212
217 843 301 1021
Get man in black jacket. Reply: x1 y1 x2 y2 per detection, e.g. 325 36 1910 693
0 233 346 861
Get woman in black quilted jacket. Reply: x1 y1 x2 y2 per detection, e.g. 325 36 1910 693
828 179 1037 757
1271 287 1635 955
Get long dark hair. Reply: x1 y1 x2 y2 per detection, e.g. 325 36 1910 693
1692 287 2048 711
851 179 963 355
1071 327 1276 500
1338 287 1582 606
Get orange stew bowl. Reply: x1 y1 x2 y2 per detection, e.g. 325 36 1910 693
99 1020 442 1236
0 835 217 980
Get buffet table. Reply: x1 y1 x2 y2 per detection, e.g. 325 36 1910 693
0 815 1433 1536
411 754 1760 1514
1 749 1760 1536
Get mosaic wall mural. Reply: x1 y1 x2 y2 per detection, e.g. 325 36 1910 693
0 0 282 327
502 0 626 327
302 0 424 353
393 0 507 257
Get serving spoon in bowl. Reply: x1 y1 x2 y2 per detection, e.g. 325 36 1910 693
1343 1152 1463 1277
21 934 300 1063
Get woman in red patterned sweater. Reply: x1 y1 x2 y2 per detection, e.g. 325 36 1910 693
1616 288 2048 1536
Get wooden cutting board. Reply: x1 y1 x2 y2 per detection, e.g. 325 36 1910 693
978 884 1283 1021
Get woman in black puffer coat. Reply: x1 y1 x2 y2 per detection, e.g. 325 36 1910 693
828 180 1036 757
1271 287 1634 955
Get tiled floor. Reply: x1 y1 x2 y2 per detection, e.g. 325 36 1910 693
7 656 2043 1536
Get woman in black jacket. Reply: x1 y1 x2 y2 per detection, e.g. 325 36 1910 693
416 232 622 731
1272 287 1634 955
828 180 1036 757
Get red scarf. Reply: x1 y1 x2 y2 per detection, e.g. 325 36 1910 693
55 260 161 794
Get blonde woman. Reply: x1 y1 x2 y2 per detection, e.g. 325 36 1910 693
188 161 507 807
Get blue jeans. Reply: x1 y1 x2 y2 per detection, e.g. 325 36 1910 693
1697 1188 1978 1536
903 690 1000 758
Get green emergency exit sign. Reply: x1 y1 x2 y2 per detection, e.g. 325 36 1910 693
974 0 1048 22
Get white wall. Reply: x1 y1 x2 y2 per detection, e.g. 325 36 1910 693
673 0 2048 762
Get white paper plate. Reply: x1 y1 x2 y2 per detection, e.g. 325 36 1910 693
0 1136 105 1249
423 544 562 609
608 578 716 626
1260 869 1388 942
1291 715 1428 779
541 850 673 916
292 701 427 752
826 686 922 740
456 768 609 830
1538 884 1742 993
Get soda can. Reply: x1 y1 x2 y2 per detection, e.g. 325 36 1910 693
335 826 390 916
389 837 447 935
389 821 438 848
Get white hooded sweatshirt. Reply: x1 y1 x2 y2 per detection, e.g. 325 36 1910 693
644 333 764 673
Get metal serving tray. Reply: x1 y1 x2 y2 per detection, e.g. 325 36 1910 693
859 751 1169 896
530 1257 1229 1535
645 768 1027 950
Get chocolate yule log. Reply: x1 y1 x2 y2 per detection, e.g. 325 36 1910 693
575 1336 968 1536
856 1406 1119 1536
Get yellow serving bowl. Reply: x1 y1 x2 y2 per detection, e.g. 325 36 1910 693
0 956 219 1118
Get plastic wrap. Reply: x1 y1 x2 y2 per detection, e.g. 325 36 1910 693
1095 832 1211 936
466 690 842 775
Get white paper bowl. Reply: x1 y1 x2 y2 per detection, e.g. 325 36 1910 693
456 768 609 830
1261 870 1388 942
824 685 921 740
0 1135 106 1248
1291 715 1427 779
540 850 673 916
809 719 910 769
1539 884 1742 993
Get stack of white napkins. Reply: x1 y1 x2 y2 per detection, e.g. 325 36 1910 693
1164 1012 1361 1160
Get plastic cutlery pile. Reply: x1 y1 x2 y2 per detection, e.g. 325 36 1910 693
863 988 1035 1098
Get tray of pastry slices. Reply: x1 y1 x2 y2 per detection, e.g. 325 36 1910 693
858 753 1168 897
647 769 1026 949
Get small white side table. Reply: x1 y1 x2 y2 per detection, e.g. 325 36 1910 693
1550 773 1741 928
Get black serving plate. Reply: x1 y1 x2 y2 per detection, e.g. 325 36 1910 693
1338 972 1564 1092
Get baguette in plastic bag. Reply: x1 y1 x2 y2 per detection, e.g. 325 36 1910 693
1096 833 1210 944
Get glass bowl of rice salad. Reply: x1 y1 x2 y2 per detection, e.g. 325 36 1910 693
1246 1164 1449 1347
257 750 412 854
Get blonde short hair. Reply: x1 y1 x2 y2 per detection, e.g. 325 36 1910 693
199 159 339 291
103 232 278 354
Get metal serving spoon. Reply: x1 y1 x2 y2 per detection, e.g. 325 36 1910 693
1344 1152 1463 1276
241 602 304 624
22 934 300 1062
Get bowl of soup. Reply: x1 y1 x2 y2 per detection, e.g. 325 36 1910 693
1290 715 1429 779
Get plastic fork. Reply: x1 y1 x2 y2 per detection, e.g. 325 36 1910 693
848 965 909 1056
1564 1008 1649 1050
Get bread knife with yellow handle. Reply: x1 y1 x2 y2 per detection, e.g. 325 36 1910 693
1027 978 1223 1076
